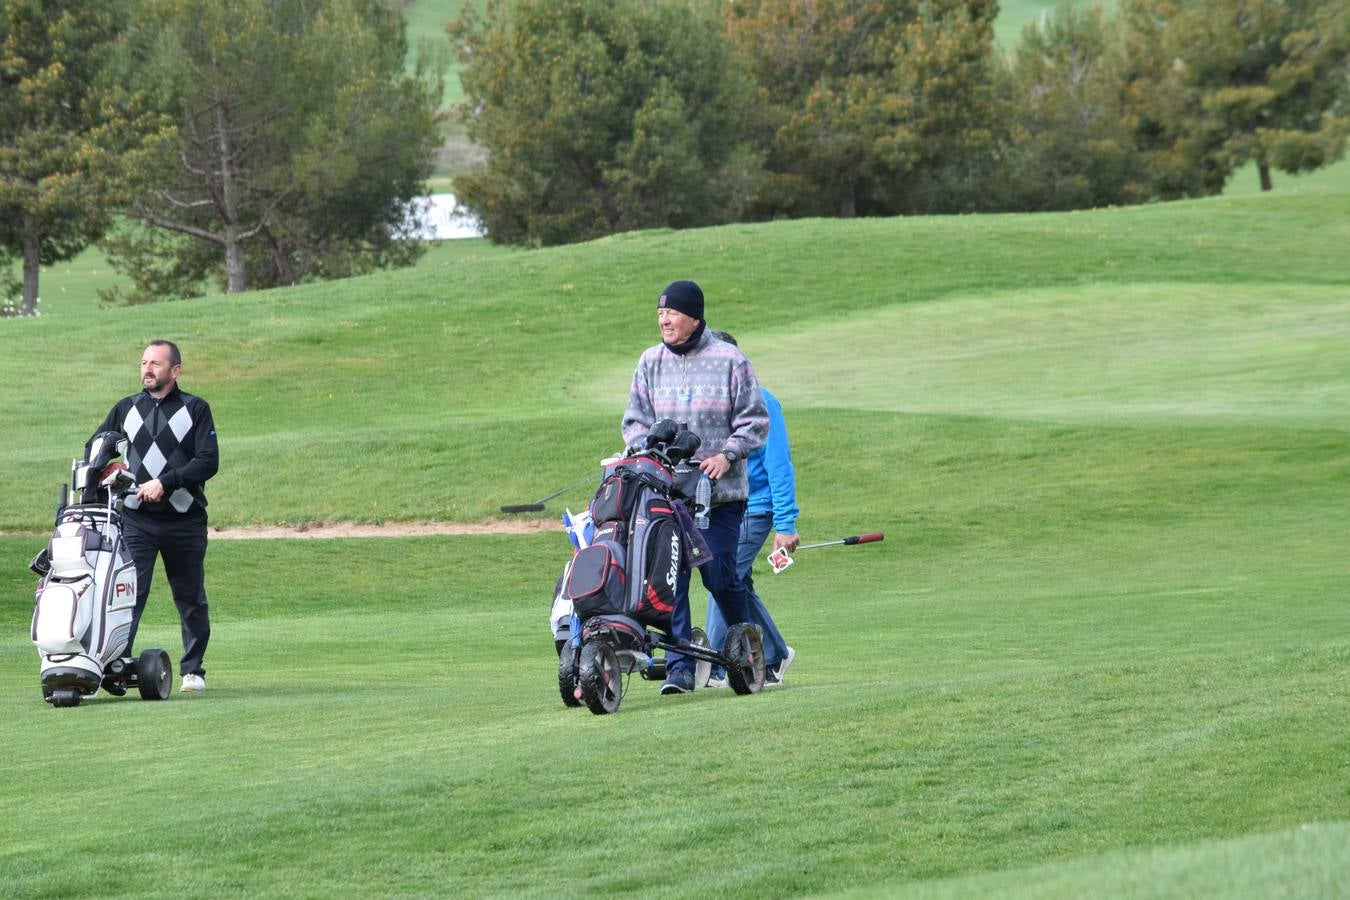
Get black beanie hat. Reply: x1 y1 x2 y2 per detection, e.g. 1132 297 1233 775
659 280 704 320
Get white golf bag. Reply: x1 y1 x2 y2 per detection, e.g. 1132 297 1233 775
30 431 172 707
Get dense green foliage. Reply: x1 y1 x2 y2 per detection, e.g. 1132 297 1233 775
0 180 1346 894
0 0 168 314
999 4 1149 210
451 0 760 246
1140 0 1350 193
102 0 444 301
727 0 1002 218
450 0 1348 245
9 0 1345 274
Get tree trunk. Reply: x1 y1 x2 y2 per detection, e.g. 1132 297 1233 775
223 227 247 293
840 184 857 219
266 230 298 286
216 98 247 293
1258 161 1272 192
21 223 40 316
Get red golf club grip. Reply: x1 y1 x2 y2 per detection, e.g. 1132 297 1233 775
844 532 884 545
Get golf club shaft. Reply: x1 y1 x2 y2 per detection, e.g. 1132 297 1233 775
500 474 596 513
796 532 884 550
534 474 595 505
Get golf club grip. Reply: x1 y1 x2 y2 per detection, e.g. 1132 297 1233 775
500 503 546 513
844 532 884 545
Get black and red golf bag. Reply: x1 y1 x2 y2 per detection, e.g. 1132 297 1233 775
563 455 686 639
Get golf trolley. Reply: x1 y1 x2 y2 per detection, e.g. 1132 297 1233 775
29 431 173 708
556 420 765 714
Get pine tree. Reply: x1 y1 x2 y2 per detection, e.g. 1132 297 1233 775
105 0 443 300
726 0 1001 219
451 0 760 246
1123 0 1349 193
1001 3 1150 210
0 0 167 315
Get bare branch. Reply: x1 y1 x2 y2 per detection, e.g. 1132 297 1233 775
128 203 226 245
152 188 214 210
237 220 268 240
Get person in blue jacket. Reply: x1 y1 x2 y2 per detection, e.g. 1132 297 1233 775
703 331 798 687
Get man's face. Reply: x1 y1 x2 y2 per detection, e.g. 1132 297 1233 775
141 345 180 395
659 308 699 345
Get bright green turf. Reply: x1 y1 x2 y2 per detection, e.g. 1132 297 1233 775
15 243 129 318
399 0 475 105
870 823 1350 898
0 169 1346 893
1226 155 1350 196
995 0 1115 48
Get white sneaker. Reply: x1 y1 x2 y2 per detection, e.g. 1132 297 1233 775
764 646 795 687
703 675 727 689
181 674 205 693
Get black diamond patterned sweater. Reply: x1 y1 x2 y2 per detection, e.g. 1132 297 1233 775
95 385 219 514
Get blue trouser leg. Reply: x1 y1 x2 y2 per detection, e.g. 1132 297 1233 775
705 511 789 678
668 502 748 678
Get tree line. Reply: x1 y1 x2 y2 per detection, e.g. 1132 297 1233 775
451 0 1349 246
4 0 1346 311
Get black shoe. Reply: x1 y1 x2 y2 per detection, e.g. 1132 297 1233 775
660 669 695 695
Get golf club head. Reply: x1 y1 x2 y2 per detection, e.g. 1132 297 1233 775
500 503 546 513
665 428 702 463
646 419 679 448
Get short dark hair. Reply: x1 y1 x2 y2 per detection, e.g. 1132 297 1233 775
149 340 181 366
711 330 738 347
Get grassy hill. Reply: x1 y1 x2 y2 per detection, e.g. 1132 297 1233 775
5 183 1347 527
0 176 1345 895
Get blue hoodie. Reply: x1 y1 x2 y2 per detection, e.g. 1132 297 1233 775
745 387 798 534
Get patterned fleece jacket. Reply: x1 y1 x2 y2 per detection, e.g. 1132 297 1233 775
622 329 769 504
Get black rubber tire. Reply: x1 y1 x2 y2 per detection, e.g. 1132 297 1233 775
578 639 623 715
724 623 765 695
558 645 582 707
136 648 173 701
690 626 712 689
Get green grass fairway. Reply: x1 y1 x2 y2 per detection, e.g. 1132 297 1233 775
1 180 1346 895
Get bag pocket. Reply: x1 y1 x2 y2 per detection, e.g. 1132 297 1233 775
635 516 681 628
32 579 94 653
564 541 627 619
589 474 629 526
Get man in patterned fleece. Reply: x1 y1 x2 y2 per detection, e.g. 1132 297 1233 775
622 280 769 694
95 341 219 693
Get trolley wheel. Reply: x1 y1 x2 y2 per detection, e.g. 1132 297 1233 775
49 687 82 708
723 623 765 695
690 626 712 689
136 648 173 701
578 639 623 715
558 645 582 707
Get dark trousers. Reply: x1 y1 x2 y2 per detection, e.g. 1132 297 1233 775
122 508 211 677
668 501 751 677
